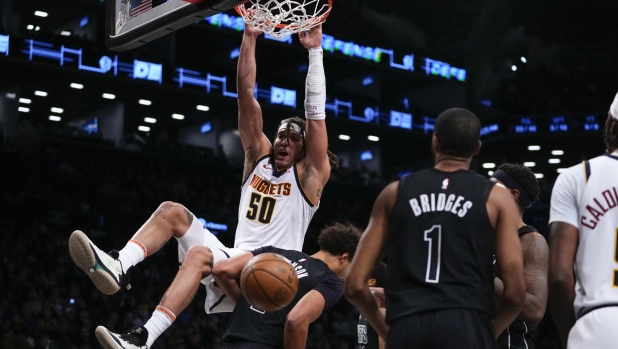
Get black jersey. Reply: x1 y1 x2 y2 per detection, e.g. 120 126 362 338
496 225 539 349
222 248 343 348
357 314 379 349
385 168 496 324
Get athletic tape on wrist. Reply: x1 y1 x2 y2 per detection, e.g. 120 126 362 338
305 47 326 120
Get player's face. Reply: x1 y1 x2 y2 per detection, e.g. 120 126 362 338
274 129 303 168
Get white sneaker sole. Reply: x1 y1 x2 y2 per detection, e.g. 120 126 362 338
95 326 123 349
69 230 120 295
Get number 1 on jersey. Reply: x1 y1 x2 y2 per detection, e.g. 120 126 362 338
424 225 442 283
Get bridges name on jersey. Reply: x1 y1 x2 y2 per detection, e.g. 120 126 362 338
580 185 618 229
248 174 292 196
409 193 473 218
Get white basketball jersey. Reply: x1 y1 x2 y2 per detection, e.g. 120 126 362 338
549 153 618 318
234 155 319 251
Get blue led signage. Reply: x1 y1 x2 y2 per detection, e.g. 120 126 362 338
174 68 238 98
549 116 569 132
134 59 162 83
202 14 464 80
584 116 600 131
270 86 296 107
198 218 229 235
389 110 412 130
23 39 162 83
480 124 499 136
82 117 98 135
360 150 373 161
514 117 537 134
423 58 466 81
201 122 212 134
0 34 8 56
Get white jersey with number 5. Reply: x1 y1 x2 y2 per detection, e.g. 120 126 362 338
549 153 618 318
234 155 318 251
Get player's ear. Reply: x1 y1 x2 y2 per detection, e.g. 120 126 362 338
367 278 376 287
510 189 520 203
340 252 350 264
473 140 482 155
431 135 440 153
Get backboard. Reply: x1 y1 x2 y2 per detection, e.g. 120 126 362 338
106 0 245 52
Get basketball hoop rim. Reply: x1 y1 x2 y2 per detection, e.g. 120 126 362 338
234 0 332 30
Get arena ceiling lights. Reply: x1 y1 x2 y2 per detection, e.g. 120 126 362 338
528 145 541 151
172 114 184 120
139 99 152 106
196 105 210 112
338 135 350 140
34 11 48 17
102 93 116 99
35 90 47 97
70 83 84 89
482 163 495 169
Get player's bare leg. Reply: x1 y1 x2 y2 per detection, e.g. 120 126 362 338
96 246 213 349
69 201 198 295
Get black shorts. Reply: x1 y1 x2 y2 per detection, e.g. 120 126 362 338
386 308 495 349
221 342 279 349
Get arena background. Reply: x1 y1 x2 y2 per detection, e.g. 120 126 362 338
0 0 614 348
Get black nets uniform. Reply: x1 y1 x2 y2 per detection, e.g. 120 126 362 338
221 247 343 349
495 225 539 349
357 314 380 349
385 169 496 349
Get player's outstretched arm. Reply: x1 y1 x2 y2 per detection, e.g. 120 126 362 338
299 25 331 200
548 222 578 349
345 182 397 341
284 290 326 349
237 23 272 180
212 251 254 303
491 185 526 338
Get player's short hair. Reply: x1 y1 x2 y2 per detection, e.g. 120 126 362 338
496 163 540 211
276 116 339 168
317 222 362 261
604 111 618 152
434 108 481 157
370 262 388 287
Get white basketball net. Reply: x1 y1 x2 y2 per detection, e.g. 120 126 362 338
236 0 331 39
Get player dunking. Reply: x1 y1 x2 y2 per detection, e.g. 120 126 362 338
491 163 548 349
548 93 618 349
68 23 336 349
345 108 527 348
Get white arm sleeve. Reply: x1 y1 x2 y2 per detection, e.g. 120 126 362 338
549 167 581 228
304 47 326 120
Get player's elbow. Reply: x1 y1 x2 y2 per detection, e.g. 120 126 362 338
212 260 232 280
285 313 309 334
502 278 526 311
522 303 546 325
548 268 572 290
344 279 365 302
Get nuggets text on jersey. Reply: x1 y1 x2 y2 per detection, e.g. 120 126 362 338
249 174 292 196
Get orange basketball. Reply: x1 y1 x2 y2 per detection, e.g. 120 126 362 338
240 253 299 312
